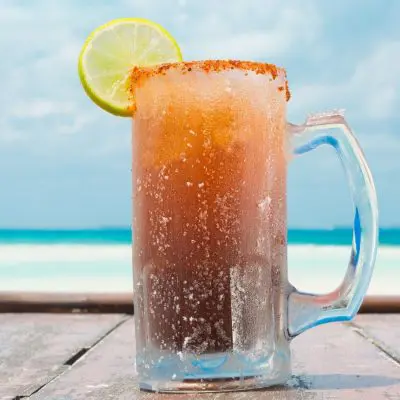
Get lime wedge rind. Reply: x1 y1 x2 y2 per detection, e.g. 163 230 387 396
78 18 182 117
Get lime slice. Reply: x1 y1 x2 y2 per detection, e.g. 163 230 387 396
78 18 182 117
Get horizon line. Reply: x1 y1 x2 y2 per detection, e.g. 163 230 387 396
0 226 398 231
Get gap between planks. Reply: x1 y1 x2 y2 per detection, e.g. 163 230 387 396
11 315 131 400
27 316 400 400
349 321 400 367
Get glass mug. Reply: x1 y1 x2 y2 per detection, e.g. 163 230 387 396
131 61 378 392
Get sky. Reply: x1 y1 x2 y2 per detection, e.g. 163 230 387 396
0 0 399 228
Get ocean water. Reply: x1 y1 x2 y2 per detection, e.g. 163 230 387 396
0 228 398 295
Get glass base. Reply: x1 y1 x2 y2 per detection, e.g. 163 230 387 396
137 350 291 393
140 373 291 393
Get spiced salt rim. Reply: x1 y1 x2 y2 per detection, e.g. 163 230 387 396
129 60 290 102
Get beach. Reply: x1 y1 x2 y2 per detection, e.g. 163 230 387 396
0 236 396 295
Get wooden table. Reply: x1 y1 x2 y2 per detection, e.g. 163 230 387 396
1 314 399 399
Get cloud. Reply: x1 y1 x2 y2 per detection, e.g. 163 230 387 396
180 2 321 60
0 0 399 227
290 41 400 121
119 0 321 60
0 3 107 149
57 115 95 135
0 121 22 143
0 3 30 22
11 100 76 118
0 0 321 151
352 41 400 118
202 32 292 59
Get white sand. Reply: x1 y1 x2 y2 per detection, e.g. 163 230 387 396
0 244 397 295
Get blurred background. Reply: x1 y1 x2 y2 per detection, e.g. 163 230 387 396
0 0 398 296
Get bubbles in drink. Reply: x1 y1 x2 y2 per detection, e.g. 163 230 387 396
132 61 288 381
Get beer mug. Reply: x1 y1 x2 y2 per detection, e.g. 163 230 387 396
131 60 378 392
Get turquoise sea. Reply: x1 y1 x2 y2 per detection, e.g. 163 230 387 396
0 228 399 245
0 228 398 295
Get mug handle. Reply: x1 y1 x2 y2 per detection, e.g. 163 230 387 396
287 110 379 338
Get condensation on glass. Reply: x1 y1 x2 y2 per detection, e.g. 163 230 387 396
131 61 378 392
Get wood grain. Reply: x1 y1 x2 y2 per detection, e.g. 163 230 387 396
0 314 127 399
30 317 400 400
353 314 400 363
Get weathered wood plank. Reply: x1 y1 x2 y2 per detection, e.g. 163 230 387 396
0 314 127 399
353 314 400 363
289 322 400 400
31 317 400 400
